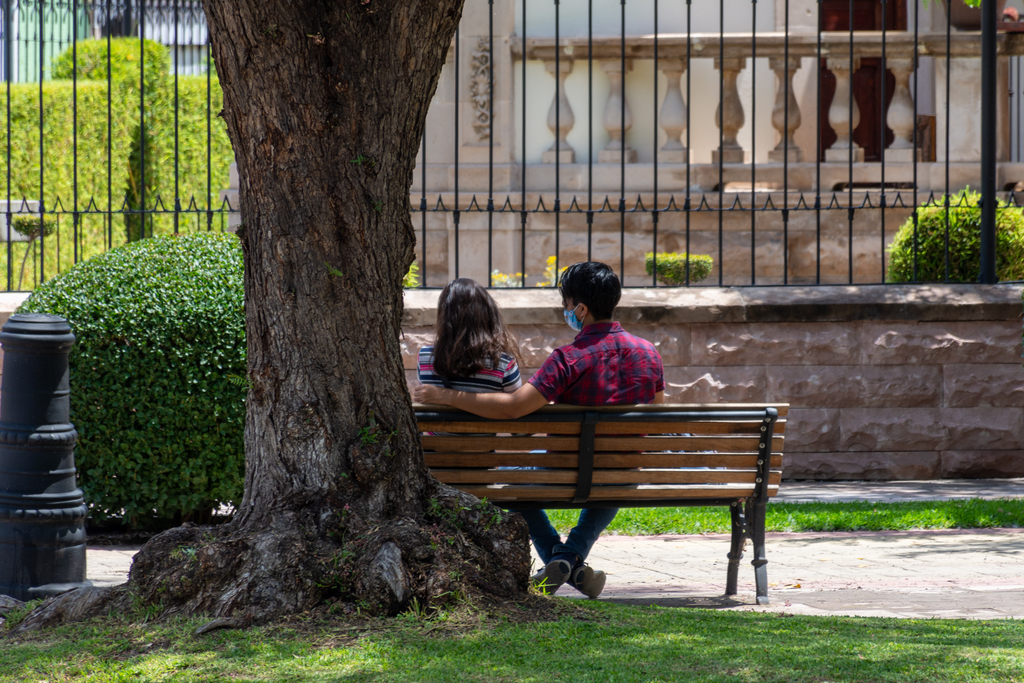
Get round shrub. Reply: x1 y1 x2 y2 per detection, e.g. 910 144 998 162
51 37 170 95
645 252 713 285
887 189 1024 283
19 234 245 528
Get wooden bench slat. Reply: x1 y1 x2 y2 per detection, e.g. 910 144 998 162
593 435 783 452
416 402 789 417
457 485 578 500
423 435 781 452
425 453 580 467
419 419 786 437
422 435 783 453
456 484 780 501
594 420 785 435
595 453 782 468
421 435 580 451
596 470 782 485
424 452 782 469
434 469 579 484
420 421 583 434
432 469 783 485
588 485 779 499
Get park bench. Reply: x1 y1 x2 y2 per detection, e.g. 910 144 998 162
415 403 788 605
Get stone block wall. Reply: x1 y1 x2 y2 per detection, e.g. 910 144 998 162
402 284 1024 480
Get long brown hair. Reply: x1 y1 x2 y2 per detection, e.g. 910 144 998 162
432 279 521 379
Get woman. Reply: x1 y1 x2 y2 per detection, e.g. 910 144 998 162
418 278 522 394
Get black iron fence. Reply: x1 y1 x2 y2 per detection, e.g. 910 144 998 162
1 0 1018 292
1 0 228 291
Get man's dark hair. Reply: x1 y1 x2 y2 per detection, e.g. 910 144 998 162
558 262 621 320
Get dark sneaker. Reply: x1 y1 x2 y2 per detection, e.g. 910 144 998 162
568 564 607 599
531 559 572 595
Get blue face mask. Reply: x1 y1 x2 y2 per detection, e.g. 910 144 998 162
564 304 584 332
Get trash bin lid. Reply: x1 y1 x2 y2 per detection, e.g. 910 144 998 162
1 313 72 336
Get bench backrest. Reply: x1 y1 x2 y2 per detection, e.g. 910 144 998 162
415 403 788 509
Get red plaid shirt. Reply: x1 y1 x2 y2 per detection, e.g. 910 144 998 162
528 322 665 405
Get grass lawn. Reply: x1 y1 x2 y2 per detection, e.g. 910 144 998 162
547 499 1024 536
1 603 1022 682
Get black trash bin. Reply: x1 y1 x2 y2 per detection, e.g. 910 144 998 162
0 313 88 601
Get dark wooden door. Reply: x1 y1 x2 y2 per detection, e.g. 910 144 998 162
819 0 907 162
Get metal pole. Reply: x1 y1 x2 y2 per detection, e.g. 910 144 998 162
981 0 998 283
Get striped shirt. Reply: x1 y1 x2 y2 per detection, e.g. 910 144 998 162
418 345 522 393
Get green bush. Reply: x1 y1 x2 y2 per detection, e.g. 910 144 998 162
19 234 246 527
10 215 57 240
645 252 713 285
404 261 420 288
887 189 1024 282
51 37 171 98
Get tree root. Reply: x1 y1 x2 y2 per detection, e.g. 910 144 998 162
10 484 530 631
14 586 121 632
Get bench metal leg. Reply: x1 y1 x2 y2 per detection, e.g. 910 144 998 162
747 499 769 605
726 501 746 596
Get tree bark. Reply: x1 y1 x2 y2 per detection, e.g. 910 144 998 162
16 0 530 629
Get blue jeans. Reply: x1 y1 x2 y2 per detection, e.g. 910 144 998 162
513 508 619 565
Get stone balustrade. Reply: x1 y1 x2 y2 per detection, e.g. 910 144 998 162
510 32 1024 175
399 26 1024 287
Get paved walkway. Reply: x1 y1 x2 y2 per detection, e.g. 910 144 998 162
774 477 1024 504
576 528 1024 619
86 479 1024 619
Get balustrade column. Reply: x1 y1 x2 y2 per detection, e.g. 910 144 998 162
713 57 746 164
599 59 637 163
768 56 803 163
885 58 920 162
658 58 688 163
542 57 576 164
824 57 865 162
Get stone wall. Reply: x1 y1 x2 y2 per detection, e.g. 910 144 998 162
402 284 1024 480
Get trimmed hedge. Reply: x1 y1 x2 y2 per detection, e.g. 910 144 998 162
18 234 246 527
52 39 233 240
645 252 713 285
146 73 233 235
53 38 173 242
51 37 171 98
888 190 1024 283
0 80 137 289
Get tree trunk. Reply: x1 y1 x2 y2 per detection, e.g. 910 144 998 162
16 0 529 629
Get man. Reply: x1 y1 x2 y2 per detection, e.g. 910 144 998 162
413 262 665 599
